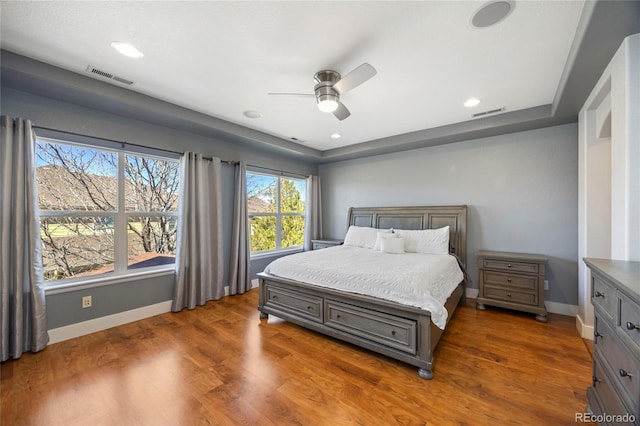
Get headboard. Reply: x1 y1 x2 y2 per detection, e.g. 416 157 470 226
347 205 468 267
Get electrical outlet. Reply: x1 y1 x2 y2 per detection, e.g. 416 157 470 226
544 280 549 291
82 296 92 308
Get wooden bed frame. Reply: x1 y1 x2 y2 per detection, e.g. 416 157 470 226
257 205 467 379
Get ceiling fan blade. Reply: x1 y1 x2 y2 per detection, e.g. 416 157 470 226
333 63 377 94
267 92 315 97
333 102 351 121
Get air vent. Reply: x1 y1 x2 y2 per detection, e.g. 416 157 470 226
85 65 134 85
472 107 505 118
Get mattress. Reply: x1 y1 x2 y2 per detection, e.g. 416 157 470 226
263 245 464 329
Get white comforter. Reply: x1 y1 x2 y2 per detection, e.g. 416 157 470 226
263 245 463 329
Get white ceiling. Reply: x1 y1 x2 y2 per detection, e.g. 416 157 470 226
1 1 585 152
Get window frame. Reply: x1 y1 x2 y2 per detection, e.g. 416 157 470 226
35 136 180 289
246 169 307 258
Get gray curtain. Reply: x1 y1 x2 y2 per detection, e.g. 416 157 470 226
229 161 250 295
303 175 322 251
172 152 224 311
1 116 49 361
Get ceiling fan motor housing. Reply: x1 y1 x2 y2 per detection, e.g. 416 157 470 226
314 70 341 109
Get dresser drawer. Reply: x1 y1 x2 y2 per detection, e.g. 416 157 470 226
592 274 617 322
483 286 537 306
483 271 538 291
325 300 417 354
483 258 539 274
592 353 634 421
596 316 640 416
620 291 640 353
265 285 323 323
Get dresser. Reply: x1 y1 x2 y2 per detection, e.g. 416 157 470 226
585 258 640 425
311 239 343 250
476 250 548 322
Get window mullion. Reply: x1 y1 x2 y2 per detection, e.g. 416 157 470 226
114 151 127 273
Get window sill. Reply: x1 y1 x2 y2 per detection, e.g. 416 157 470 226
250 247 303 261
44 267 175 295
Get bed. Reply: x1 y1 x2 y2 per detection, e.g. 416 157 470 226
257 205 467 379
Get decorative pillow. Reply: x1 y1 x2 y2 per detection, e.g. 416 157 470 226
397 226 450 254
381 236 405 254
343 226 382 249
373 230 397 251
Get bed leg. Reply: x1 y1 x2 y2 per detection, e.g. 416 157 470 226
418 368 434 380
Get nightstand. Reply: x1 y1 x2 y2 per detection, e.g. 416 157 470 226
311 239 343 250
476 250 548 322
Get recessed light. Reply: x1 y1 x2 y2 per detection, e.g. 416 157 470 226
243 110 263 119
464 98 481 107
331 133 341 139
471 1 514 28
110 41 144 58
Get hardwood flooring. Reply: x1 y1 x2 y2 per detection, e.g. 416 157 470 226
2 290 592 425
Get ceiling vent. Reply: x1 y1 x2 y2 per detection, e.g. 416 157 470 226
472 107 505 118
85 65 134 85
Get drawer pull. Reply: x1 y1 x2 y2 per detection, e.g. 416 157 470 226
307 306 312 310
391 330 396 336
272 295 278 300
594 291 605 298
619 369 633 379
592 376 601 385
507 279 512 283
507 263 512 268
594 331 603 342
507 293 512 297
626 321 640 331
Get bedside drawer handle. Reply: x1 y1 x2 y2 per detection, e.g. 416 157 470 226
619 369 633 379
592 376 601 386
507 279 512 283
507 263 512 268
594 331 603 342
272 295 278 300
507 293 512 297
594 291 605 298
626 322 640 331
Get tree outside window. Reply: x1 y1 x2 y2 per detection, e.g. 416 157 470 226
35 140 179 281
247 171 306 253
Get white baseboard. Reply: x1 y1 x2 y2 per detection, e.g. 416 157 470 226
466 288 479 299
48 300 173 344
251 278 259 289
576 314 594 340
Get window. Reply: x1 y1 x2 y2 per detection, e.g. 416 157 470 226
247 170 307 254
35 138 180 282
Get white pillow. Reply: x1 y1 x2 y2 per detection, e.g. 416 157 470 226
373 230 397 251
396 226 450 254
381 237 405 254
343 226 380 249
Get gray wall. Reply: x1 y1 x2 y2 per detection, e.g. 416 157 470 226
2 87 317 328
319 123 579 306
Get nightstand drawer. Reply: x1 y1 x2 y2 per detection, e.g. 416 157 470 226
591 274 617 322
483 286 537 306
483 271 537 291
483 258 539 274
620 291 640 353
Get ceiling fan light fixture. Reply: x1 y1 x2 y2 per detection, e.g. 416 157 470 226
317 95 339 113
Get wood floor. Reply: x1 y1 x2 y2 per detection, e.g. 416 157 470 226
2 290 592 426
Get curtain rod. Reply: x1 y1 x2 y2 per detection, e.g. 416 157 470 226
32 125 309 177
32 125 234 164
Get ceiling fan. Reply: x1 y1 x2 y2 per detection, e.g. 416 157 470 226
268 63 377 121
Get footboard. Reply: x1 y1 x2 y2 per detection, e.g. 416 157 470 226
258 272 464 379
